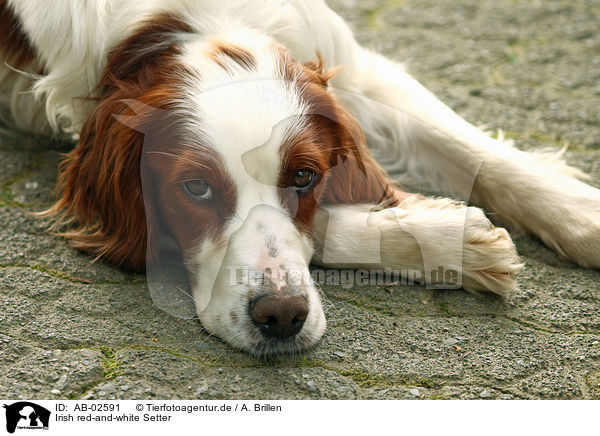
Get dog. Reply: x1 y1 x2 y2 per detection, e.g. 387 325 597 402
1 0 599 356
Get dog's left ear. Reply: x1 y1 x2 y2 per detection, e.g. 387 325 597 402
318 102 398 207
295 57 398 207
288 52 398 207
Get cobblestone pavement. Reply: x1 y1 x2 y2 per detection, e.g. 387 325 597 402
1 0 599 400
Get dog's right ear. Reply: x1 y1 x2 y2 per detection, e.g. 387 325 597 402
42 90 168 271
41 13 193 271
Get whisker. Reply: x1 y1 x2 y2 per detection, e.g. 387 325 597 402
3 61 43 79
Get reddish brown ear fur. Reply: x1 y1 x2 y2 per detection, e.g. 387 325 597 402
45 90 167 271
319 104 398 207
42 14 192 271
294 54 399 207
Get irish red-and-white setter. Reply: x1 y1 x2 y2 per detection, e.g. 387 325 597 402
1 0 598 355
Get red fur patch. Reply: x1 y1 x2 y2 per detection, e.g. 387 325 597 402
144 143 237 262
208 40 256 71
43 13 195 271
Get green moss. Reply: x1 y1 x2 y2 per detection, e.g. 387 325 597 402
365 8 381 29
397 376 443 389
433 300 457 317
67 381 103 400
124 273 146 285
30 264 75 281
340 369 443 390
0 264 139 285
100 348 122 381
0 263 90 284
366 0 406 30
65 347 123 399
504 40 524 63
345 298 399 316
123 344 252 368
0 150 46 208
0 177 26 207
586 371 600 400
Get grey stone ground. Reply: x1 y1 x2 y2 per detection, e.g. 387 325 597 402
1 0 600 400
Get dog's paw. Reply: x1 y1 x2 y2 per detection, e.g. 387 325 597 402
387 197 523 296
460 207 523 296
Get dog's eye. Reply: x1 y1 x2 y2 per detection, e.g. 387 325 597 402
184 180 213 201
292 170 315 190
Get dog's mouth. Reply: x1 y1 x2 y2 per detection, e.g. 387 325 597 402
242 327 325 357
244 327 323 357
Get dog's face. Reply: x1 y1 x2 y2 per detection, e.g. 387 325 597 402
54 18 393 355
141 39 333 354
143 34 356 354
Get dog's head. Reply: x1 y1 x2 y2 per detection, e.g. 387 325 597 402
48 14 394 355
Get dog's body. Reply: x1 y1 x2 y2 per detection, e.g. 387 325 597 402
1 0 599 355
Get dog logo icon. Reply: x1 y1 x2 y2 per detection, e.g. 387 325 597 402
2 402 50 434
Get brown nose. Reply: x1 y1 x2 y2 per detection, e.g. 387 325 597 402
249 295 308 339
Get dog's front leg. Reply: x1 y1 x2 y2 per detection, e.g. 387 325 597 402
331 49 600 269
311 196 522 296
